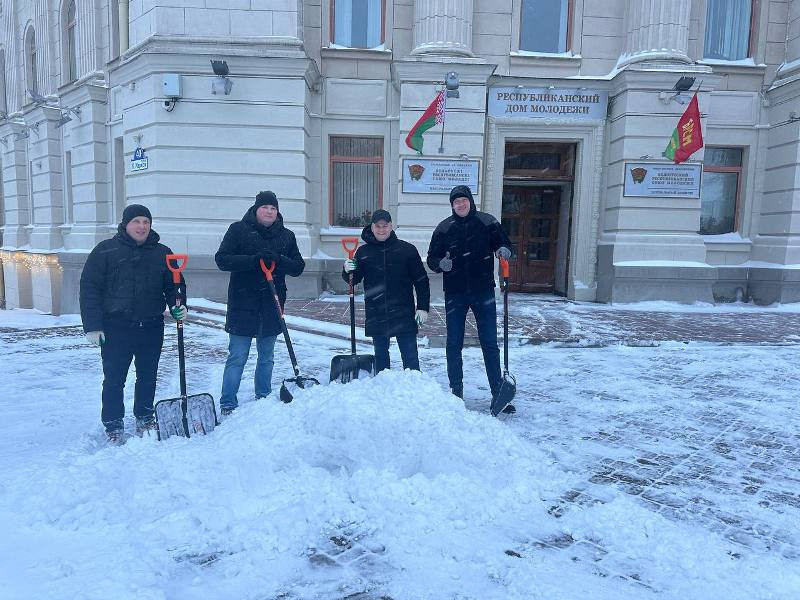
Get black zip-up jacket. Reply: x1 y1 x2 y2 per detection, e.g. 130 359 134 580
342 226 430 338
79 227 180 332
215 207 305 338
426 191 512 295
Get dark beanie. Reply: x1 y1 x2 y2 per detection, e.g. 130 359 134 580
255 190 279 210
371 209 392 224
121 204 152 226
449 185 474 205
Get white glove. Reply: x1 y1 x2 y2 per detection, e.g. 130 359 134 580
496 247 512 259
415 310 428 326
86 331 105 346
344 258 357 273
439 252 453 272
170 305 188 321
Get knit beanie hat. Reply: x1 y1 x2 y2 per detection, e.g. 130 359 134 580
121 204 152 226
255 190 279 210
449 185 474 205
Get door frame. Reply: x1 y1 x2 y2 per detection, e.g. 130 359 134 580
484 118 605 301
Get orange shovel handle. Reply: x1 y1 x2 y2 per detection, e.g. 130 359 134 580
166 254 188 284
341 237 359 259
499 257 510 278
259 258 277 281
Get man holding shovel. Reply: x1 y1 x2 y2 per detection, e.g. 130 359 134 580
215 191 305 416
80 204 187 444
342 210 429 373
426 185 515 414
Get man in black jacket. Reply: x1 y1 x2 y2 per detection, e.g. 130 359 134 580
80 204 187 443
343 209 430 372
426 185 514 413
215 191 305 415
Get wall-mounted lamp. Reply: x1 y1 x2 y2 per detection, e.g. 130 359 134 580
56 106 81 128
659 76 696 105
211 59 233 96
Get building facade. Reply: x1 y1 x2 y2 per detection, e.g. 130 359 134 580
1 0 799 313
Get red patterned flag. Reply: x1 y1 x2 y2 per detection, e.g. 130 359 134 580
663 93 703 164
405 91 445 154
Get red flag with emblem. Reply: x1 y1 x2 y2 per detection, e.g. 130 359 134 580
663 93 703 164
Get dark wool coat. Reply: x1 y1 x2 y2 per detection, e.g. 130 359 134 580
426 189 513 295
215 207 305 338
79 227 180 332
342 226 430 338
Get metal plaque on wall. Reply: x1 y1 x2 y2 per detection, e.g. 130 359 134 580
623 162 702 198
402 158 480 194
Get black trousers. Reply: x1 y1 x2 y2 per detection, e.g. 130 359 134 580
100 322 164 431
372 333 420 373
445 288 502 396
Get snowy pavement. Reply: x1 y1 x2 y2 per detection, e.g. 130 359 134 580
1 308 799 599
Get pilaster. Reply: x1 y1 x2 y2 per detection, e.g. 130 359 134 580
617 0 691 69
411 0 474 57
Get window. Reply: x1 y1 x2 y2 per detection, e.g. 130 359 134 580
64 151 73 224
700 148 743 235
520 0 571 53
704 0 753 61
0 49 7 114
330 136 383 227
65 0 78 82
25 27 37 94
332 0 384 48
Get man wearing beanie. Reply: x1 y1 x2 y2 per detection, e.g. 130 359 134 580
342 209 430 373
426 185 515 414
215 190 305 415
79 204 187 444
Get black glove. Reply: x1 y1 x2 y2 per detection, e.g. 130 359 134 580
258 250 280 266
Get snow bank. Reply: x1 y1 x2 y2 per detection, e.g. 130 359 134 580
1 370 569 599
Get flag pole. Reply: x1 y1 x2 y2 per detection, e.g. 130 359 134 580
438 90 447 154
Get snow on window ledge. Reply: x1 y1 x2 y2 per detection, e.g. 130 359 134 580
698 58 766 68
510 50 581 60
702 232 751 244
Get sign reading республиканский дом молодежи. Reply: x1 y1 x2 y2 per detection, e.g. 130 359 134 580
488 87 609 120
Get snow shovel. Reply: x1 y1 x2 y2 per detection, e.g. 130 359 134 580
260 259 320 403
491 257 517 417
154 254 218 440
329 237 375 383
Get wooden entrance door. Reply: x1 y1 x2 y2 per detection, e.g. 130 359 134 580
501 186 561 292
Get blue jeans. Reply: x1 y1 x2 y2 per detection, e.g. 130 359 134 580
372 333 419 373
445 289 502 396
220 334 277 410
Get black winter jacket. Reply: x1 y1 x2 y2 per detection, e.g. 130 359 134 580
79 227 180 332
426 192 512 295
342 226 430 338
215 208 305 338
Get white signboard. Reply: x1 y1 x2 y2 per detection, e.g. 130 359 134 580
131 147 149 172
623 162 702 198
402 158 480 194
488 87 608 120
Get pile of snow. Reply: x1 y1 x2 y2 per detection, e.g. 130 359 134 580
1 370 569 599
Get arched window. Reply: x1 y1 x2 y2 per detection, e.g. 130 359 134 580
25 26 37 95
65 1 78 82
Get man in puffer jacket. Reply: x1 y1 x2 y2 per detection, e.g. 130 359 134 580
215 191 305 415
342 209 430 372
426 185 515 413
80 204 187 443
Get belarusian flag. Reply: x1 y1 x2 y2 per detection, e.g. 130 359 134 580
663 93 703 164
405 91 445 154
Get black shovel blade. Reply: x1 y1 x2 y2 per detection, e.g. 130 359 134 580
329 354 375 384
490 372 517 417
154 393 217 440
279 374 321 403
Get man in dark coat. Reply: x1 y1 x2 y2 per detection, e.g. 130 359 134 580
426 185 515 413
342 209 430 372
215 191 305 415
80 204 187 443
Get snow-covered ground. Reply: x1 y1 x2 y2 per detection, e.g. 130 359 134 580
1 309 798 600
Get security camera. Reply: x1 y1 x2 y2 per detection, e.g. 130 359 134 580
445 71 459 98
